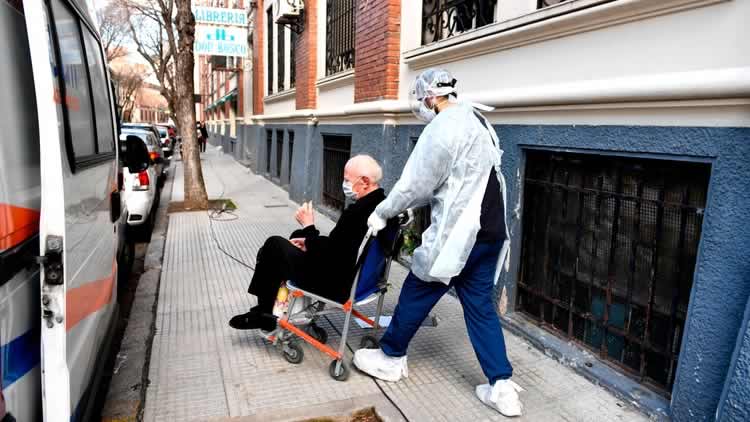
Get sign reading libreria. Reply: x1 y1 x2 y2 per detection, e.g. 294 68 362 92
194 25 248 57
193 6 247 26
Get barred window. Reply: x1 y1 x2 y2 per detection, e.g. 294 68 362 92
422 0 497 45
325 0 356 76
266 7 274 95
277 23 286 92
290 29 297 88
538 0 568 8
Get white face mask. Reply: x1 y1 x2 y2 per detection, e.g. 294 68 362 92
342 179 359 201
415 101 437 123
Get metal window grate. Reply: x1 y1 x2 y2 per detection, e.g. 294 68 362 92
290 30 297 88
265 130 272 173
322 135 351 211
516 151 710 395
276 130 284 178
288 131 295 179
277 23 285 91
325 0 356 76
538 0 568 8
266 7 274 95
422 0 497 45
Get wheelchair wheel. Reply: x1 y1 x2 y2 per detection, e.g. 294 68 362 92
283 342 304 364
308 324 328 345
329 360 350 381
359 335 379 349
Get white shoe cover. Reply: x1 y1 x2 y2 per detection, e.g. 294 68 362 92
353 348 408 382
476 379 524 417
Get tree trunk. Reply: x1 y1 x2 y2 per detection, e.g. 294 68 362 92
174 0 208 209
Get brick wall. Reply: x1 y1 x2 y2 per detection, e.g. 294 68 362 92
252 0 265 115
295 2 318 109
354 0 401 103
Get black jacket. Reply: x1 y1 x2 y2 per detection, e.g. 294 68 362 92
290 188 386 302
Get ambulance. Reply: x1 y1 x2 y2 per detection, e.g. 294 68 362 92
0 0 151 420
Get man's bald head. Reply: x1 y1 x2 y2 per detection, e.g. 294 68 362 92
343 155 382 200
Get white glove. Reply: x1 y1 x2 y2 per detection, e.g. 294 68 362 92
367 211 387 235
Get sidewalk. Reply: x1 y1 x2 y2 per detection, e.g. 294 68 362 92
143 147 649 422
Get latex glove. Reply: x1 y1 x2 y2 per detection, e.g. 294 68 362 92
367 211 387 235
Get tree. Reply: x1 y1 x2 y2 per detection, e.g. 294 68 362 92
111 65 146 121
123 0 208 209
97 2 129 62
174 0 208 209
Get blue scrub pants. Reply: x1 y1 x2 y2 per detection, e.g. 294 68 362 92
380 241 514 384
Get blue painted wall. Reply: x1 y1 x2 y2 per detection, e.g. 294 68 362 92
717 296 750 422
236 122 750 420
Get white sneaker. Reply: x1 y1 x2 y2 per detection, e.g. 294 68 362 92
353 348 408 382
475 379 524 417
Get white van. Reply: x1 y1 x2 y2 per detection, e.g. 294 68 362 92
0 0 150 420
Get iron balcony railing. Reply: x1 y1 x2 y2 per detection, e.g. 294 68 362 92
516 151 710 396
422 0 497 45
325 0 356 76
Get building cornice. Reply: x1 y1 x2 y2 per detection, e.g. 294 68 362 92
248 66 750 123
404 0 730 69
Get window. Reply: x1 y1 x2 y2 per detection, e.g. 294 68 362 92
276 129 284 178
83 29 114 154
322 135 351 211
265 130 272 173
290 30 297 88
51 0 97 159
277 20 286 92
266 7 274 95
538 0 568 8
422 0 497 45
516 151 710 396
325 0 356 76
288 131 295 178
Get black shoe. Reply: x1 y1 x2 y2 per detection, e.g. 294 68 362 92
229 310 277 331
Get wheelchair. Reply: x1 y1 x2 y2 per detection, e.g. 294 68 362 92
259 210 413 381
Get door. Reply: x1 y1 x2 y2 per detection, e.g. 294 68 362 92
22 0 72 419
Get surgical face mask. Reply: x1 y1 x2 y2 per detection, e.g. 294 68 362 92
415 100 437 123
342 178 360 201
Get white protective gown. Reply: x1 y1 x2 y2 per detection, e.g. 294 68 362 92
375 102 511 284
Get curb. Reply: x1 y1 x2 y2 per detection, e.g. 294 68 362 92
100 165 174 422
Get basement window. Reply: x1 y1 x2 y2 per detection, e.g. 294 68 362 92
516 150 710 396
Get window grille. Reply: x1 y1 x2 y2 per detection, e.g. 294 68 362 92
290 29 297 88
288 131 295 178
322 135 351 211
266 7 274 95
516 151 710 395
265 130 272 173
422 0 497 45
277 24 285 92
538 0 568 8
325 0 356 76
276 130 284 178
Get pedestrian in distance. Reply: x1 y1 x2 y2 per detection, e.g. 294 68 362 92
353 68 524 417
200 121 208 152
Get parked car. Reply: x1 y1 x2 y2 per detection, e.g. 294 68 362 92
0 0 152 419
119 130 165 238
122 122 160 142
157 123 180 156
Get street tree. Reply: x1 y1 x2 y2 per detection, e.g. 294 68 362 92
97 2 129 61
111 65 146 121
123 0 208 209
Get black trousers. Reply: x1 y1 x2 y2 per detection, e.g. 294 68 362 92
200 139 207 152
247 236 311 313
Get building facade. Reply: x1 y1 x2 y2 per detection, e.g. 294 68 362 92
204 1 750 420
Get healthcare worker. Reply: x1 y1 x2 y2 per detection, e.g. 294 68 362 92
353 69 524 417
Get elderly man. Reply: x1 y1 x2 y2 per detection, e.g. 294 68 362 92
230 155 385 331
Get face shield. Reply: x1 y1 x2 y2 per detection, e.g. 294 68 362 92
409 68 457 123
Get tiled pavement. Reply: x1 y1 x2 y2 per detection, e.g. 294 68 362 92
143 148 649 422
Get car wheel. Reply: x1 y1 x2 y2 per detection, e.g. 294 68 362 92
117 238 135 286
